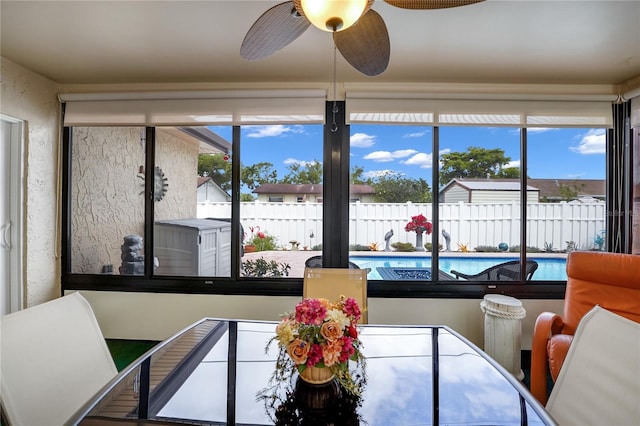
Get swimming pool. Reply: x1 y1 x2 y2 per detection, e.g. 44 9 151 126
349 255 567 281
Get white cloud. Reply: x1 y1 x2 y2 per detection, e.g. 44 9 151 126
509 128 556 135
505 160 520 168
570 129 606 154
404 153 433 168
351 133 376 148
403 130 429 138
245 125 303 138
363 169 398 179
363 151 394 162
283 158 319 167
363 149 417 162
528 127 555 134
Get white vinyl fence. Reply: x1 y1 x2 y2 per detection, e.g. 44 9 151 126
197 201 606 252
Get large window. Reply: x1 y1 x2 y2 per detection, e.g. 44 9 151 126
153 127 232 278
237 124 323 278
438 126 522 282
70 127 146 275
348 124 435 281
526 128 606 281
62 91 631 298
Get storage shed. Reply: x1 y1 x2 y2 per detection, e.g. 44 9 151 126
439 179 540 203
154 218 231 277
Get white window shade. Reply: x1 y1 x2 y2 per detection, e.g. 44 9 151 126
346 92 614 128
61 90 326 126
631 96 640 129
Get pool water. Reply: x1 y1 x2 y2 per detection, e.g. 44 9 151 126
349 256 567 281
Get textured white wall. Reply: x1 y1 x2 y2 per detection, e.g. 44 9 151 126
155 128 198 220
0 57 60 307
71 127 146 273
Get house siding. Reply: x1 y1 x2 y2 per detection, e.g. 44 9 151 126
442 185 470 203
471 190 539 203
197 181 230 203
257 194 321 203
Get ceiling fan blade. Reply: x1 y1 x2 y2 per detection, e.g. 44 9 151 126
384 0 484 9
240 1 311 61
333 10 390 77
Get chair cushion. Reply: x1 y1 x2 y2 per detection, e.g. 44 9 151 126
1 292 118 425
546 305 640 426
547 334 573 381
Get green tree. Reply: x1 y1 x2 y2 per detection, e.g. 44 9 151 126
371 173 432 203
241 162 278 191
440 147 515 185
498 167 521 179
351 165 366 184
558 182 585 201
198 153 232 191
282 160 322 184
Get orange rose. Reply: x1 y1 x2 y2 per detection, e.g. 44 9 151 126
321 321 344 341
318 298 332 310
322 339 344 367
286 338 310 364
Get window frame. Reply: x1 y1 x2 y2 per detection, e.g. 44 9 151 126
61 101 633 300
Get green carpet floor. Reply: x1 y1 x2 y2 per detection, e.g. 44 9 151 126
106 339 159 371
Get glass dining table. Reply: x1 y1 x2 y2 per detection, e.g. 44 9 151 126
72 318 557 425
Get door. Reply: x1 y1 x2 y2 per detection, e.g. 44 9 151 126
1 116 24 315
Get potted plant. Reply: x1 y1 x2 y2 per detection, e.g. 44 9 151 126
244 226 278 252
270 296 365 394
404 214 433 252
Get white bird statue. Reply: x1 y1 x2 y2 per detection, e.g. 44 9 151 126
384 229 394 251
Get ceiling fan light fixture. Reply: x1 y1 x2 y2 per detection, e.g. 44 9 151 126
297 0 368 32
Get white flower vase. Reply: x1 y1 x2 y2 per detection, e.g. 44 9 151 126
415 232 425 251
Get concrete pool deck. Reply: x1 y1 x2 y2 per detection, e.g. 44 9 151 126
241 250 568 278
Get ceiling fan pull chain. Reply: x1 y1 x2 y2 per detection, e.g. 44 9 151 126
331 101 339 132
331 44 339 133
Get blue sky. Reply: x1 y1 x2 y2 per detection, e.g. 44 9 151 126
210 125 606 187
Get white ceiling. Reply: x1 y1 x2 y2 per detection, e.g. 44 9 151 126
1 1 639 90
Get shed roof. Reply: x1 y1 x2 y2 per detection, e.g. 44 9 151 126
440 178 538 193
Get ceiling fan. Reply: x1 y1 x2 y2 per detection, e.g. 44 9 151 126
240 0 484 77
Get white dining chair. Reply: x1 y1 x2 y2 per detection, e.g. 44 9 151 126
0 292 118 426
545 305 640 426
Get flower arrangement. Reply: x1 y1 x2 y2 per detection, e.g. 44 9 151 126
272 296 365 396
404 213 433 235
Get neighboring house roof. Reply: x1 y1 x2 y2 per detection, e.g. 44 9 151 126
440 178 538 193
527 179 605 200
253 183 375 195
439 178 606 201
197 176 231 201
197 176 213 187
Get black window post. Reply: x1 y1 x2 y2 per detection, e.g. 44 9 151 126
323 101 350 268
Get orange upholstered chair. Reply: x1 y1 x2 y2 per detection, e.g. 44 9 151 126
530 251 640 404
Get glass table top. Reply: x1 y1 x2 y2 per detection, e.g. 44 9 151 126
76 319 556 426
